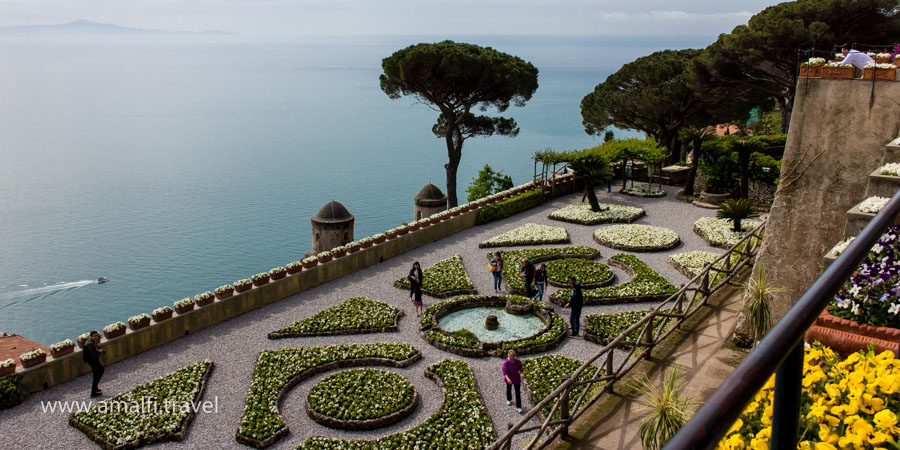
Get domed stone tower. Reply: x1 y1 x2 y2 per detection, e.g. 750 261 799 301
414 183 447 221
310 201 354 254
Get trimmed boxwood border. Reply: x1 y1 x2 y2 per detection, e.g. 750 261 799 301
268 297 403 339
419 295 566 358
305 369 418 431
235 343 421 448
69 361 214 450
550 254 677 306
475 189 547 225
495 246 602 295
393 255 478 298
545 259 615 289
592 224 681 252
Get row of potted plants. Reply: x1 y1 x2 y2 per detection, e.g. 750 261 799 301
550 254 678 306
593 224 681 252
268 297 402 338
548 202 645 225
393 254 476 298
306 368 416 425
236 342 421 447
299 358 495 449
479 223 570 248
693 217 762 249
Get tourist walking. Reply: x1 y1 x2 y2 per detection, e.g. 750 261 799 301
533 263 547 301
502 350 524 413
565 277 583 337
490 252 504 293
520 258 535 298
408 262 424 316
82 330 106 397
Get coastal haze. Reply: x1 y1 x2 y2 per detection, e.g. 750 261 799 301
1 22 716 344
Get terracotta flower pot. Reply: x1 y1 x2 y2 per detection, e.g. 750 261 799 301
129 318 151 331
103 327 125 340
348 243 361 253
806 310 900 355
385 230 397 239
450 210 460 217
0 365 14 376
235 283 253 293
372 236 386 244
77 337 89 348
270 270 286 280
302 259 318 269
332 249 347 258
863 67 896 81
396 228 409 235
799 65 822 77
359 240 373 249
821 65 854 79
51 345 75 358
152 310 174 322
876 57 892 64
195 295 215 307
286 265 302 274
175 303 195 314
252 276 270 287
317 254 333 263
215 288 234 300
21 354 46 368
407 223 420 232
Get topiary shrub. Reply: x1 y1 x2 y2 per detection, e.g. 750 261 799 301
485 315 499 330
0 376 29 410
476 189 546 225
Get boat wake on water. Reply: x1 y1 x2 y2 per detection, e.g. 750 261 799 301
0 279 98 308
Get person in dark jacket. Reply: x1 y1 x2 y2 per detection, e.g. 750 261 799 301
564 277 583 337
82 330 106 397
520 258 535 298
408 261 424 316
533 263 547 301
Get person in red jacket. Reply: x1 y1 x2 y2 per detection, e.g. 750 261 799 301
502 350 524 413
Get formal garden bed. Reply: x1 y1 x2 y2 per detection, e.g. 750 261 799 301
718 344 900 448
547 202 645 225
70 360 214 449
305 368 417 431
393 254 477 298
544 258 614 288
236 343 421 448
693 217 762 249
621 186 666 198
299 358 495 449
522 354 603 420
592 224 680 252
584 309 671 348
667 250 722 279
479 223 570 248
419 295 566 357
495 246 601 294
550 254 677 306
268 297 403 339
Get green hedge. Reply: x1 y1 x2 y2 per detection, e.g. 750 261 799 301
476 189 546 225
0 375 29 410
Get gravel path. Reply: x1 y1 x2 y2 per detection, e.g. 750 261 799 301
0 185 729 449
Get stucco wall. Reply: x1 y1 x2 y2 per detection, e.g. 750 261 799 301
756 78 900 319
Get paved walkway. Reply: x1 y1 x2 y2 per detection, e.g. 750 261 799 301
555 278 749 450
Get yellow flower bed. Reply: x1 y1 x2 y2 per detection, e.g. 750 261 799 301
718 345 900 450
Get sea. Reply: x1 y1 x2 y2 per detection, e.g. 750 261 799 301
0 34 711 344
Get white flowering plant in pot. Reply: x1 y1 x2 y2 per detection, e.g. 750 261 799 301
858 196 890 214
0 358 13 369
174 297 195 309
20 348 45 361
880 163 900 176
128 313 151 325
49 339 75 353
103 322 126 334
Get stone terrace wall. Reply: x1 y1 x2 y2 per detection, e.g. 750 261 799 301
756 78 900 319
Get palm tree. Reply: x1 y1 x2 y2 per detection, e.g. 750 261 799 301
728 139 762 199
717 198 758 232
678 127 715 196
568 154 613 212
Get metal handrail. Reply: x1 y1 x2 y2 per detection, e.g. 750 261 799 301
666 187 900 449
489 218 767 450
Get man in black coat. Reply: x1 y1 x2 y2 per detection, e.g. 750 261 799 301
520 258 535 298
83 330 106 397
564 277 583 337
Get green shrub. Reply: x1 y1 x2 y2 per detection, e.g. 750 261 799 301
0 376 29 410
748 152 781 184
450 328 479 342
476 189 546 225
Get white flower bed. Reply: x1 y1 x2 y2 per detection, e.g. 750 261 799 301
830 237 855 256
668 251 722 277
548 202 645 225
880 163 900 176
622 186 666 198
593 224 680 251
858 196 890 214
70 361 213 449
480 223 570 247
693 217 762 249
269 297 402 338
394 254 476 297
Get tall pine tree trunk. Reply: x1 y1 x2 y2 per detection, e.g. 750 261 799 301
585 181 601 212
444 127 463 208
683 140 701 196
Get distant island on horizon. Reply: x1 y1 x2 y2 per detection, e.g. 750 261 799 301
0 19 237 36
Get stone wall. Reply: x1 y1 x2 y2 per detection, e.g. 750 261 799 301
755 78 900 320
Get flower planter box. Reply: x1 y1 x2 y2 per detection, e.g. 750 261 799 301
270 271 286 280
129 317 151 331
104 327 126 340
21 354 46 368
396 228 409 236
407 223 420 232
175 303 195 314
799 65 822 77
372 236 386 244
77 337 90 348
235 283 253 293
806 310 899 355
385 230 398 239
419 218 433 226
317 254 333 263
347 243 361 253
50 345 75 358
863 67 897 81
152 310 174 322
821 65 854 79
0 365 14 376
331 249 347 258
252 275 270 287
302 259 318 269
876 57 892 64
286 265 302 274
215 288 234 299
195 295 215 307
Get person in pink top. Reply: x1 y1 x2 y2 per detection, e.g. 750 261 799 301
502 349 524 413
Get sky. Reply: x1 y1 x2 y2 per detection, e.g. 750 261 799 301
0 0 786 38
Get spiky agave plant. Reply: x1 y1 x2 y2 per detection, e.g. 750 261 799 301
739 262 784 346
717 198 758 232
632 365 698 450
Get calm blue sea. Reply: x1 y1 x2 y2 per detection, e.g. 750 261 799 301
0 34 709 344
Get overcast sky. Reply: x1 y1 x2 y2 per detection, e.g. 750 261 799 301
0 0 786 37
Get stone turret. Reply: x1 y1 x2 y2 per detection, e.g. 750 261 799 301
414 183 447 221
310 201 354 255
